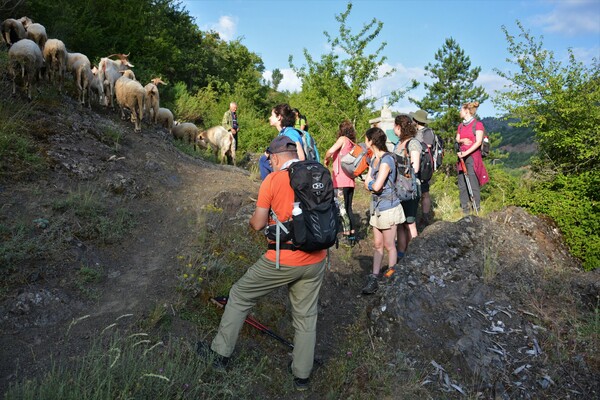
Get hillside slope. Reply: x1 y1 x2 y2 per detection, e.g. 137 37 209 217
1 81 598 399
0 84 258 393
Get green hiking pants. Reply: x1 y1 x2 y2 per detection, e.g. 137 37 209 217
211 254 326 379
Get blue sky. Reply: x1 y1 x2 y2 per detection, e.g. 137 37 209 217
182 0 600 117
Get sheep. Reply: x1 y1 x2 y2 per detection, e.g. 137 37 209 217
114 69 145 133
66 52 90 74
197 126 236 166
88 66 105 107
74 62 104 108
19 17 47 52
8 39 44 101
98 54 134 108
1 18 27 47
156 107 174 131
171 122 199 146
43 38 67 92
144 77 166 124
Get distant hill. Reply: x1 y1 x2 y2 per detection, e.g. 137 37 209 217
481 117 535 147
481 116 537 168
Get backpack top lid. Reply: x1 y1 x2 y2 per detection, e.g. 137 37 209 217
288 160 334 209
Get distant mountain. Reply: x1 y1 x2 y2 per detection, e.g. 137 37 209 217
481 116 536 150
481 116 537 168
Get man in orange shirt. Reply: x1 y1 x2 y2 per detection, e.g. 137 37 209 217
200 136 327 392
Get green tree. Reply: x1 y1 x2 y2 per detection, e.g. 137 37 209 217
290 1 415 150
494 21 600 174
271 68 283 91
411 37 488 139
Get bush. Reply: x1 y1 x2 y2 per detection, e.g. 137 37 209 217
516 171 600 270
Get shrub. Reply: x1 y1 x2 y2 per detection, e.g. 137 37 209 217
516 171 600 270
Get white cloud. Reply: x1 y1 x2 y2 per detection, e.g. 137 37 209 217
531 0 600 35
475 71 512 94
262 69 302 92
204 15 238 41
366 62 428 111
570 46 600 64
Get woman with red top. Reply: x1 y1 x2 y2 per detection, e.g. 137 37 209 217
324 120 357 241
456 101 489 215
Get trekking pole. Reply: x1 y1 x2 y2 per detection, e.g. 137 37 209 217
458 157 479 216
210 296 294 349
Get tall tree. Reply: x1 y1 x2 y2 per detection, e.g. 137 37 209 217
494 21 600 174
271 68 283 91
411 38 488 139
290 1 415 146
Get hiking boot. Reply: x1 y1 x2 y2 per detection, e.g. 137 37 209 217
361 274 379 295
196 341 229 371
288 361 310 391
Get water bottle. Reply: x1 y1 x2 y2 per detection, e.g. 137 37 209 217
292 202 302 216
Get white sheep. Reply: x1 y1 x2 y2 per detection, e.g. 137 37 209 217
1 18 27 47
19 17 46 52
197 126 236 165
43 38 67 92
75 62 104 109
156 107 174 131
88 66 105 107
8 38 44 100
67 53 92 106
144 77 166 124
98 54 134 109
115 70 145 133
171 122 199 146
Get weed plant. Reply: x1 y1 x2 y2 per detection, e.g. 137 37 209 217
51 186 135 243
4 321 276 399
0 99 46 180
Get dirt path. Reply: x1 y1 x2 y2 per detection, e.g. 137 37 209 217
0 88 378 396
0 94 262 393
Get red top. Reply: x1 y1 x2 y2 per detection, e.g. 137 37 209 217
456 120 489 186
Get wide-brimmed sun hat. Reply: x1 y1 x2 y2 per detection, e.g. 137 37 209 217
409 109 433 124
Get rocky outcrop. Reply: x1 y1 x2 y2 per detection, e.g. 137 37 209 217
370 207 598 398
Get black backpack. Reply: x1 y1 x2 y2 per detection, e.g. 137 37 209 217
266 160 339 255
431 131 445 169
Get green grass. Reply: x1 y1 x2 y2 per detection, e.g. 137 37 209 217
0 100 46 180
51 187 135 243
0 222 47 276
100 126 124 151
4 323 277 399
75 264 104 300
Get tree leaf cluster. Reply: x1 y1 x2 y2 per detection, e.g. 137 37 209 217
493 21 600 270
289 1 416 151
494 21 600 174
411 37 488 139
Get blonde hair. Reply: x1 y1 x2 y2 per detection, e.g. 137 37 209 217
462 101 480 115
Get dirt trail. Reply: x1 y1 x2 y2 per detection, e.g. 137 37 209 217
0 92 262 393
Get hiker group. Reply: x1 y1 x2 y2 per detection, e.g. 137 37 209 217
200 101 489 391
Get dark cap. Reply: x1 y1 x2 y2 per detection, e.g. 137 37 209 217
266 135 297 154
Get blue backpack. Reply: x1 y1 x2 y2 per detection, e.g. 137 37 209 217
294 128 320 162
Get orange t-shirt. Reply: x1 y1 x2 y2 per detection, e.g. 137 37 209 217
257 169 327 266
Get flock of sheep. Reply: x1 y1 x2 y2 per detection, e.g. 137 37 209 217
1 16 236 165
